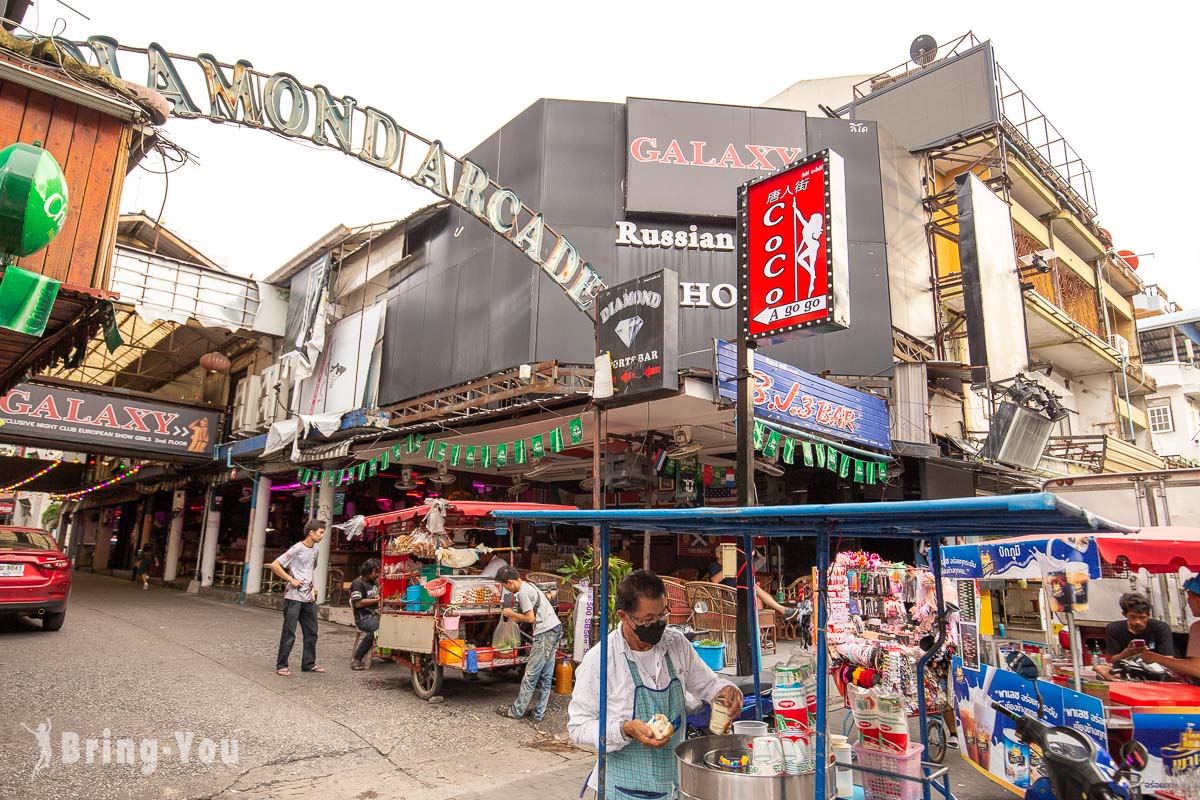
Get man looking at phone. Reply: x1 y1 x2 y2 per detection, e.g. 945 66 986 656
1128 577 1200 681
1105 591 1174 662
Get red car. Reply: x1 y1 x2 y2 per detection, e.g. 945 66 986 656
0 527 71 631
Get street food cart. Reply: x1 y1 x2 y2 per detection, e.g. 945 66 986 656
944 527 1200 798
364 500 575 700
495 492 1127 800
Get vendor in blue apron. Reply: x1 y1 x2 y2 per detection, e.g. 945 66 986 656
568 570 743 799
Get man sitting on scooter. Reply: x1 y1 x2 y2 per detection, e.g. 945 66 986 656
1125 577 1200 681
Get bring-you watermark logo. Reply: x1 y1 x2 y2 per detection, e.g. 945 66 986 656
21 719 238 780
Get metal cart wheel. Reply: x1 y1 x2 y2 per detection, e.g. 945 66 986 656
924 715 947 764
410 653 444 701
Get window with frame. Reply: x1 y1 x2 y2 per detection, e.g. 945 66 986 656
1148 402 1174 434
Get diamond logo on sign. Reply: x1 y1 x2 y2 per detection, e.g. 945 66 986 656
614 316 643 348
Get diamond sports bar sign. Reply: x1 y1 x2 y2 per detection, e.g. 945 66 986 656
738 149 849 343
596 269 678 407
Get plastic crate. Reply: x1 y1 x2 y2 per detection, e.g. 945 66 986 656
853 742 924 800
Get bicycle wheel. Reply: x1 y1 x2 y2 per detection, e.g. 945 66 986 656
925 717 947 764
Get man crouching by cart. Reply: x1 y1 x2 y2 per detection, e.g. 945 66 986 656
568 570 743 798
496 566 563 722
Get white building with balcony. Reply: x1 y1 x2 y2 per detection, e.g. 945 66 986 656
1137 308 1200 464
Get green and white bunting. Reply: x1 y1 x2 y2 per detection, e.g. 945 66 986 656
466 446 476 467
569 417 584 445
763 429 781 459
482 446 493 468
549 427 564 453
380 450 390 471
450 444 462 466
425 439 437 460
531 434 545 460
496 443 508 467
515 438 527 465
747 420 890 485
436 442 448 462
368 459 378 476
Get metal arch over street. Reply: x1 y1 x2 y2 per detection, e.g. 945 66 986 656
60 36 607 313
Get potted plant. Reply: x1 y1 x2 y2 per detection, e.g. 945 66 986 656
558 548 631 630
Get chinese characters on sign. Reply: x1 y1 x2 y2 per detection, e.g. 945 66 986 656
739 149 849 343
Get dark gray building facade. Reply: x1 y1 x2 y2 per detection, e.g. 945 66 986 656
380 97 916 405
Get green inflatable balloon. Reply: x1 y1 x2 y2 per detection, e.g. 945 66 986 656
0 142 69 258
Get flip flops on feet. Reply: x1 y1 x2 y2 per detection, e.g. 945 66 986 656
277 668 292 676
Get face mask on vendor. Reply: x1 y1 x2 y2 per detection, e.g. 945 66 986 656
620 601 670 646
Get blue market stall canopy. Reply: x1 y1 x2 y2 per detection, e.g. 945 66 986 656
492 493 1133 539
941 533 1105 580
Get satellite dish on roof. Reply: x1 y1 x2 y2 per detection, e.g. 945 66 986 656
910 35 938 66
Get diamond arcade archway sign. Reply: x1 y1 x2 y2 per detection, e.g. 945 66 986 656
51 37 607 314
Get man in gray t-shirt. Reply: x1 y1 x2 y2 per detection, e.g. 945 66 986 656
496 566 563 722
270 520 326 676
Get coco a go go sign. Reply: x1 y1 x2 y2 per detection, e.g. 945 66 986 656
738 149 849 343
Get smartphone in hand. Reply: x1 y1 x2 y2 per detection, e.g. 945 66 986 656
1131 638 1147 649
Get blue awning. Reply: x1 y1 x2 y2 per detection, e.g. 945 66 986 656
491 492 1135 539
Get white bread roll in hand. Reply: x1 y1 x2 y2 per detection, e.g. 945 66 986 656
647 713 674 740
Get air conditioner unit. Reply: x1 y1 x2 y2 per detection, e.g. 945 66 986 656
1107 334 1131 358
234 376 262 434
230 377 252 436
981 402 1054 470
603 452 652 490
259 364 284 426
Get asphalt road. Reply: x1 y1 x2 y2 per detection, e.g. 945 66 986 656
0 572 1008 800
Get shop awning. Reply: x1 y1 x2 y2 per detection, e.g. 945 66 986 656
363 500 577 530
940 526 1200 577
1095 526 1200 572
0 282 116 396
492 492 1132 539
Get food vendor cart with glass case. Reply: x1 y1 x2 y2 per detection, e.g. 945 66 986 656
364 500 575 700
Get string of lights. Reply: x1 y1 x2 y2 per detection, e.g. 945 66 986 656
0 460 61 493
51 465 142 501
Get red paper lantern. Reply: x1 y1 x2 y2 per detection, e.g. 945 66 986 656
199 351 231 373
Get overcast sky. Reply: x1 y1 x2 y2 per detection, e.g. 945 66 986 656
35 1 1200 305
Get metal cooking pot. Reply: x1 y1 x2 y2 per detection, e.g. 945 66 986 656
676 734 836 800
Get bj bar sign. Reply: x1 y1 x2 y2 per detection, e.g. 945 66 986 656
738 149 849 343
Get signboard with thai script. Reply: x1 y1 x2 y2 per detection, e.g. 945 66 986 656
596 269 678 407
0 383 220 461
625 98 806 218
952 657 1110 794
940 536 1101 580
715 340 890 450
738 149 849 343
